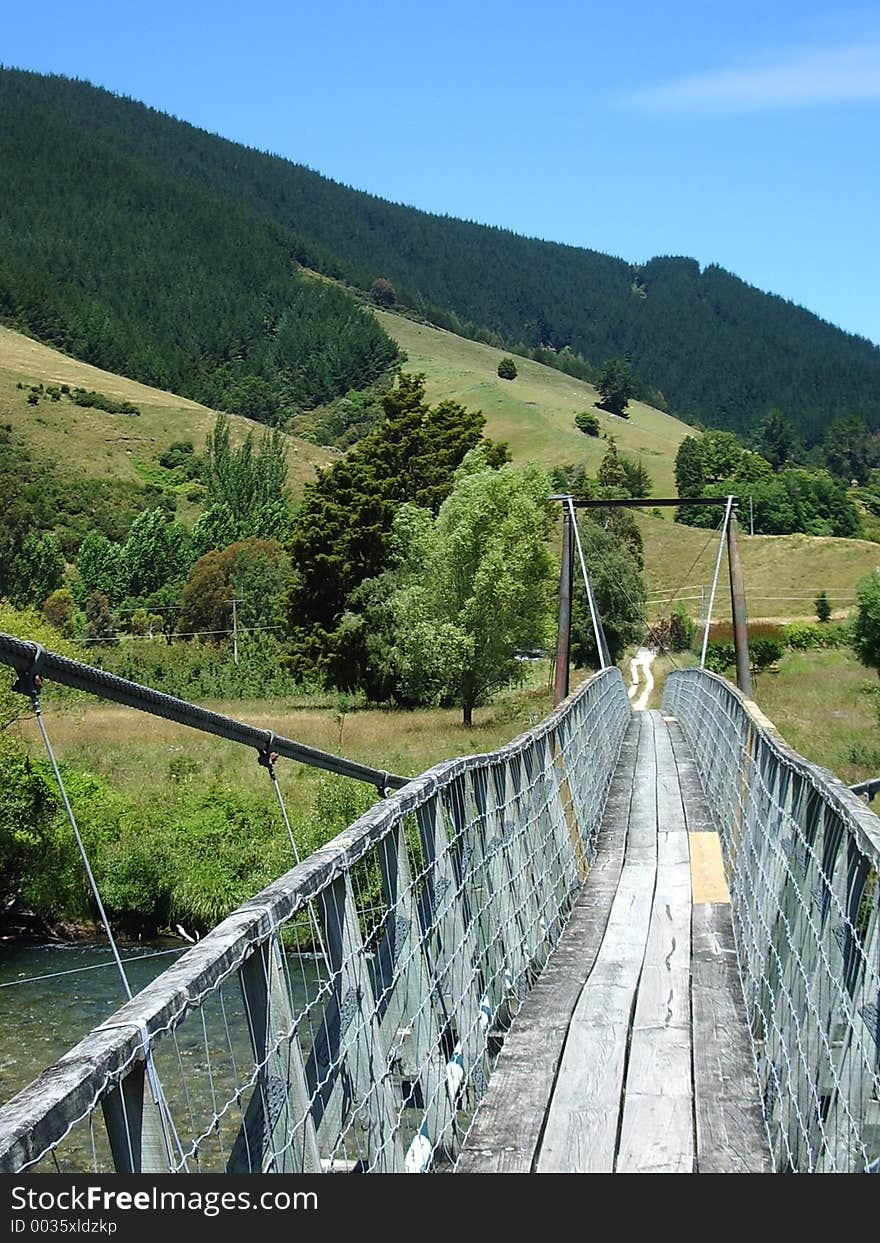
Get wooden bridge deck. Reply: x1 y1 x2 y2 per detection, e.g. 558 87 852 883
460 709 772 1174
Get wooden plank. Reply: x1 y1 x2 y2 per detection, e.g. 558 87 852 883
690 833 731 904
374 822 455 1163
230 937 321 1174
101 1061 171 1173
417 795 489 1110
319 874 405 1172
666 719 717 833
536 714 658 1172
691 904 772 1172
458 716 641 1172
618 715 693 1174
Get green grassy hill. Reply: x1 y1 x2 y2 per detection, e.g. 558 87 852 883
5 315 877 626
0 323 333 511
635 513 877 622
379 313 689 496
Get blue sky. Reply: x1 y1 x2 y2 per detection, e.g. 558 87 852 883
4 1 879 343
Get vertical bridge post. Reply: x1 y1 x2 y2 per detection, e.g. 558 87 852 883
727 505 753 698
554 501 573 707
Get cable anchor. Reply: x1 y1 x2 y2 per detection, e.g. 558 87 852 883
12 643 46 704
258 731 279 779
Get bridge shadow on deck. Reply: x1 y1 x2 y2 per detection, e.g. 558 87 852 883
460 710 772 1174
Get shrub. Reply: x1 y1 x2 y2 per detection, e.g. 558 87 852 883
815 590 832 623
497 357 518 380
574 411 600 436
668 602 696 652
783 622 821 651
70 388 140 416
704 640 736 674
782 620 850 651
750 635 784 670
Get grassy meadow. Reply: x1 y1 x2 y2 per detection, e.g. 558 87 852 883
12 663 592 931
635 512 878 622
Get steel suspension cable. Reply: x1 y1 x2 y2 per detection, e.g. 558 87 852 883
577 515 679 667
27 684 185 1170
0 632 408 792
700 495 734 668
566 497 610 669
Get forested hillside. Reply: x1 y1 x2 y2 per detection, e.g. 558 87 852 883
0 71 400 422
2 68 879 444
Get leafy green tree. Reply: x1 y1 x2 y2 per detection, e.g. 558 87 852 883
755 409 800 472
852 571 880 676
121 509 191 598
84 591 117 645
596 441 629 494
9 531 65 609
283 373 506 690
823 416 876 484
497 357 518 380
75 530 124 604
190 503 239 560
177 551 232 639
674 436 705 496
620 455 652 498
202 414 289 525
370 277 396 307
699 430 746 483
596 358 635 418
179 539 290 638
42 588 79 636
382 462 555 724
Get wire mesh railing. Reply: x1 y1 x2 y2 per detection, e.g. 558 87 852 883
664 668 880 1172
0 666 630 1175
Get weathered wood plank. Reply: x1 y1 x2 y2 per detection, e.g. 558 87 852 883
536 714 658 1172
692 904 772 1172
458 715 641 1172
617 715 693 1174
101 1061 171 1173
230 937 321 1174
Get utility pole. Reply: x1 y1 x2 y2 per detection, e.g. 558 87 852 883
749 494 754 536
232 598 239 668
554 503 573 706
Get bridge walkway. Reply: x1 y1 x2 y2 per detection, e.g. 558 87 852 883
460 709 772 1173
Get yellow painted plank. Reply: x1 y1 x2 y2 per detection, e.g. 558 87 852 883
689 833 731 905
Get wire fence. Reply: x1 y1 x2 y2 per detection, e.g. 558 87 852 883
0 666 630 1175
664 669 880 1172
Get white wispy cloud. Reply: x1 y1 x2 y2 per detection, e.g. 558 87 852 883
617 41 880 113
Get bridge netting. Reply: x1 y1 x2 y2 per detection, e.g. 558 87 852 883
665 669 880 1173
0 652 630 1174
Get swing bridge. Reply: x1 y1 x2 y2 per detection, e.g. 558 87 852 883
0 497 878 1176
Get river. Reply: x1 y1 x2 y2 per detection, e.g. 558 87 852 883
0 938 360 1172
0 939 189 1111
